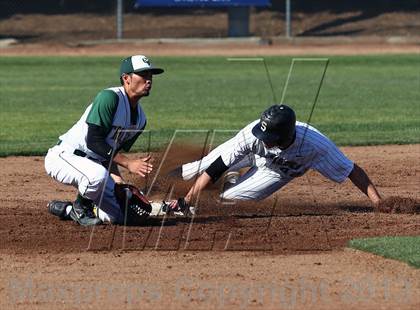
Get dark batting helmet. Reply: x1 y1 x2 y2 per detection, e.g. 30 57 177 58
252 104 296 146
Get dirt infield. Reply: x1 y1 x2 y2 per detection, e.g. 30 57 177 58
1 38 419 57
0 144 419 309
1 10 419 309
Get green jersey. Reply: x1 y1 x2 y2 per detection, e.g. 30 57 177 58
59 86 146 161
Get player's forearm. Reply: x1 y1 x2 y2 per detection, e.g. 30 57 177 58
367 184 382 205
184 172 212 204
113 153 153 177
109 162 125 184
86 124 114 160
113 153 130 169
348 163 381 205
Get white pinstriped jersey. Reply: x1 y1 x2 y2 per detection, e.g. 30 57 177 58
220 120 354 182
182 120 354 186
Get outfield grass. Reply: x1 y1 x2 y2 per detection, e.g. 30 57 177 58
0 55 419 156
349 236 420 268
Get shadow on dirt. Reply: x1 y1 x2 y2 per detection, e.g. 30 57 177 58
340 205 374 213
299 11 379 36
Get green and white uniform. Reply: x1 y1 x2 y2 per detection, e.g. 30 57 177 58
45 86 146 223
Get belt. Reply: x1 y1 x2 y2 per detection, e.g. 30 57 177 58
57 140 96 160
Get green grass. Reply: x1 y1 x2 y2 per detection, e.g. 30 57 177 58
348 236 420 268
0 55 419 156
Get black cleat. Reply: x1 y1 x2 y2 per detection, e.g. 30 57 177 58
221 171 240 192
69 199 102 226
47 200 72 220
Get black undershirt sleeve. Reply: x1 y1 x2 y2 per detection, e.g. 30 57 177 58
86 123 114 161
205 156 229 183
119 121 146 152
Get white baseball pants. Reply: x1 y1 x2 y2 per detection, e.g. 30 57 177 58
44 143 123 223
182 140 291 201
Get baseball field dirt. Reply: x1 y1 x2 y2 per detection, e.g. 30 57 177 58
1 9 420 305
1 144 419 309
1 39 420 57
1 7 419 308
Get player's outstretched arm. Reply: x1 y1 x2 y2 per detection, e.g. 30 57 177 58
184 172 212 205
348 163 382 206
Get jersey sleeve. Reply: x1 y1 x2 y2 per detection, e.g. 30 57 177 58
220 124 255 167
181 122 256 181
311 133 354 183
86 90 119 132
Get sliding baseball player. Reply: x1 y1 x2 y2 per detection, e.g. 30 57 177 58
166 104 383 213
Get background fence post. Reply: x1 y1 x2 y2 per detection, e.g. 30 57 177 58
116 0 124 40
286 0 292 38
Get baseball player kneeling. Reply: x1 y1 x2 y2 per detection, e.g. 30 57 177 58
168 104 383 213
45 55 164 226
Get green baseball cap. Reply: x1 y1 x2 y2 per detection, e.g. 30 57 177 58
120 55 164 76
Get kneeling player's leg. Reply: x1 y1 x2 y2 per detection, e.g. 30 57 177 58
95 178 123 224
45 146 142 224
45 146 120 223
45 146 107 201
221 165 291 201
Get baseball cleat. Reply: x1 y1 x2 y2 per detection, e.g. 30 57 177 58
47 200 72 220
69 200 102 226
224 171 240 184
221 171 241 192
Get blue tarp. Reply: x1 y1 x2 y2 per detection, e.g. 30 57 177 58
135 0 270 8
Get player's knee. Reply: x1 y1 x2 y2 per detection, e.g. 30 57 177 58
78 168 109 201
90 168 108 186
44 147 60 179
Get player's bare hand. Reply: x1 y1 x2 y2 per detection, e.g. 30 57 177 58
127 155 153 177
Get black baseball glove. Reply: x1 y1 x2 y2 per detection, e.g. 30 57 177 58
114 184 152 225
